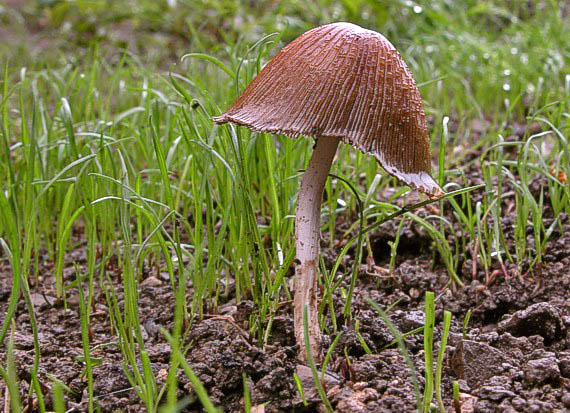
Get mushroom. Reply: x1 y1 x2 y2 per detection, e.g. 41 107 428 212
214 22 443 361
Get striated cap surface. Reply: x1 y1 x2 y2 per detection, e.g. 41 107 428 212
214 22 443 198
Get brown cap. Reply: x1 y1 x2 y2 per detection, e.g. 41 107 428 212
214 22 444 198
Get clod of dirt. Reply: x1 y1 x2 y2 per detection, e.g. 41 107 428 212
562 392 570 408
184 318 299 411
497 302 565 344
140 275 163 287
348 351 420 410
475 375 516 401
331 384 380 413
455 392 477 413
559 351 570 378
13 331 35 350
30 293 55 309
293 364 342 404
524 353 561 385
450 340 510 387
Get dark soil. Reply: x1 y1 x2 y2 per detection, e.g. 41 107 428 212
0 7 569 408
1 168 570 412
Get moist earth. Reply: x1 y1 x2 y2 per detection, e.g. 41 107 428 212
1 127 570 412
1 218 569 412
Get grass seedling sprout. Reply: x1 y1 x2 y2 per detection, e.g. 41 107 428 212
52 381 66 413
321 331 344 382
436 311 452 413
75 264 94 413
242 373 251 413
462 309 472 340
453 381 461 413
303 305 333 413
422 291 436 413
293 373 308 407
0 321 22 413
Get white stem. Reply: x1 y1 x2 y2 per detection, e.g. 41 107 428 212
295 136 341 362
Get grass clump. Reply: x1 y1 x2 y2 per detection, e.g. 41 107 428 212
0 0 568 410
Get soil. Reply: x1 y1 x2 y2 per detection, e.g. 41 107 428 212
1 127 570 413
1 4 569 412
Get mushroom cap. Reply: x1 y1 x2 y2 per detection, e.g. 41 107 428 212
214 22 443 198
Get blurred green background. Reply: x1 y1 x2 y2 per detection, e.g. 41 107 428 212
2 0 568 117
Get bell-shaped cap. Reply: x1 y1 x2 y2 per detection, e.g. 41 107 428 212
214 22 444 198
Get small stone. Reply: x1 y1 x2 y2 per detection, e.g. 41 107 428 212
558 351 570 378
478 385 516 401
497 399 518 412
456 392 477 413
336 396 367 413
476 376 516 402
143 319 162 338
219 303 237 316
357 387 378 403
326 385 342 399
395 309 425 330
408 287 420 298
451 340 509 387
511 396 526 410
496 332 535 354
95 303 108 312
526 400 554 412
156 368 168 382
294 364 341 402
524 356 560 385
352 382 368 391
497 302 565 343
561 392 570 408
456 379 470 393
30 293 55 308
141 275 162 286
13 332 34 350
501 362 515 372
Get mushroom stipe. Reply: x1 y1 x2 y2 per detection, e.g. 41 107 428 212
214 22 444 362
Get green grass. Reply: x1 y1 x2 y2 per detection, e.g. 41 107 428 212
0 0 569 411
